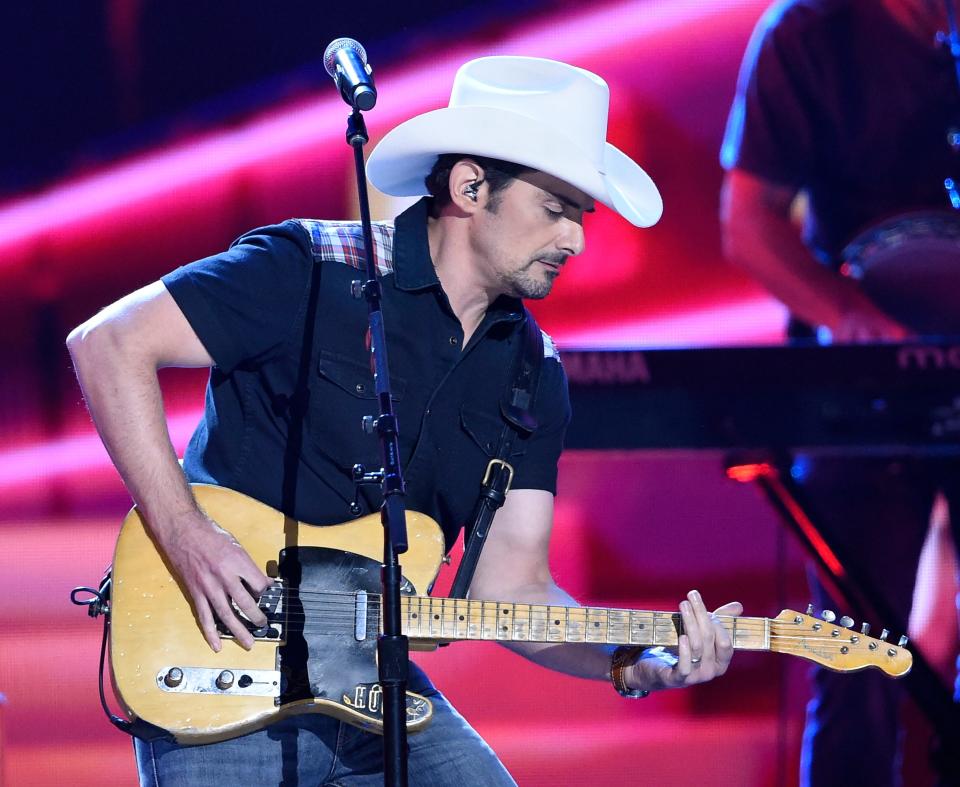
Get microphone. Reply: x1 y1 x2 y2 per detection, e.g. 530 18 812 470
323 38 377 111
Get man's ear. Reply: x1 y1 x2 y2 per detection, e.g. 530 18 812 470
448 159 486 213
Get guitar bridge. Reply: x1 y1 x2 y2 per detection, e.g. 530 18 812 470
215 579 285 641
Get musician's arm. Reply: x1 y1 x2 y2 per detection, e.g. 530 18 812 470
468 489 740 694
66 281 271 650
720 167 909 342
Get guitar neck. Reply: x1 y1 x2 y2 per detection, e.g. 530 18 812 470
398 597 769 651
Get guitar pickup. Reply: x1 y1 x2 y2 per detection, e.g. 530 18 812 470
355 591 368 641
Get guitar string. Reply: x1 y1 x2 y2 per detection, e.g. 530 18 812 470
220 589 888 645
261 591 790 622
263 589 878 633
261 615 887 648
265 608 783 632
259 604 859 636
269 631 898 660
255 604 865 634
225 604 894 650
265 587 850 620
277 627 896 654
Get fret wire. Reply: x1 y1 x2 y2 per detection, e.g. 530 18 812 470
260 602 775 643
370 603 788 645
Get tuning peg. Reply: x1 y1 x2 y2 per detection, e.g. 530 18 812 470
898 635 909 647
861 622 871 636
880 629 889 641
806 603 815 615
839 615 854 628
821 609 836 623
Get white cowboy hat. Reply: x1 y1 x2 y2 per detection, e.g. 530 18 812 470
365 56 663 228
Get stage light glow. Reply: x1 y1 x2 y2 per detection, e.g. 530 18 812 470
0 410 202 492
556 295 787 347
0 0 764 257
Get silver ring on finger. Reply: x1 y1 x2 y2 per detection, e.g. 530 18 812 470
690 656 702 666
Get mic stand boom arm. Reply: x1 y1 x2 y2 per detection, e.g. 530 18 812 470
345 108 410 787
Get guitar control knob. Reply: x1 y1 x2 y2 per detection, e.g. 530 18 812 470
898 635 909 647
861 622 871 636
879 629 890 642
839 616 854 628
821 610 836 623
163 667 184 688
216 670 235 690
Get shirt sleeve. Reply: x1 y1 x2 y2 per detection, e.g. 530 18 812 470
161 221 315 374
510 355 571 495
720 3 820 188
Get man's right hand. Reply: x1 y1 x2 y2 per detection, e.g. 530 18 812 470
154 511 273 651
66 282 274 651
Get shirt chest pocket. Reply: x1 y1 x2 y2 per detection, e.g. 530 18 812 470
459 406 527 460
310 350 407 467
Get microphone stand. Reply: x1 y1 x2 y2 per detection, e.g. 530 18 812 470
344 108 410 787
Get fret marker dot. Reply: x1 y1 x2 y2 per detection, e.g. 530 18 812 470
411 613 417 619
594 622 600 627
458 615 465 621
554 620 560 626
434 615 440 620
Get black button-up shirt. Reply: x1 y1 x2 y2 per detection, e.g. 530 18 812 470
163 199 570 548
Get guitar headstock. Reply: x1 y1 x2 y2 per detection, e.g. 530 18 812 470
770 610 912 677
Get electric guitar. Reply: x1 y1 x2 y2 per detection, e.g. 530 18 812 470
108 485 913 745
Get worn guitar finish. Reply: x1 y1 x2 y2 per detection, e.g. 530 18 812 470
111 485 444 744
109 485 912 745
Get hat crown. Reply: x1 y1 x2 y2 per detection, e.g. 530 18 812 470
449 57 609 167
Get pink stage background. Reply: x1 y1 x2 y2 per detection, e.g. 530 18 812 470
0 1 944 784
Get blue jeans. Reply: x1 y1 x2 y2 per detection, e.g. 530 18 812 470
135 663 516 786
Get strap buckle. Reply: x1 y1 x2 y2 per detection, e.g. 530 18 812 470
482 459 514 493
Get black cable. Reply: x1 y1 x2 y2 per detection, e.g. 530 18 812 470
71 580 135 735
97 614 134 735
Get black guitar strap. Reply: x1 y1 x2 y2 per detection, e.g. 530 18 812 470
448 314 544 599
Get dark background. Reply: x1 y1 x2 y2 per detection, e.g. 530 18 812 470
0 0 563 199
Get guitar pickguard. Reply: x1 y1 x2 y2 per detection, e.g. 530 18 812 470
278 547 383 702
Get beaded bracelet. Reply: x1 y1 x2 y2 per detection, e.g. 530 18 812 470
610 645 650 699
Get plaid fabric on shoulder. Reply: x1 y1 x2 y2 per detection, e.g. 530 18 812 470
541 329 560 362
295 219 396 276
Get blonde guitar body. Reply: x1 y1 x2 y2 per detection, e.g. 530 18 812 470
111 484 445 744
109 485 911 746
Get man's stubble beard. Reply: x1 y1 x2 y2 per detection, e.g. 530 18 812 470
499 258 558 300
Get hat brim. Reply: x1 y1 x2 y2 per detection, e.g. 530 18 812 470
366 106 663 228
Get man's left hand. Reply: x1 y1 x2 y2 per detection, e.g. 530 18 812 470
627 590 743 691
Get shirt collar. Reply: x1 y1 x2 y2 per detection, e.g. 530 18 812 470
393 198 439 292
392 198 524 324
